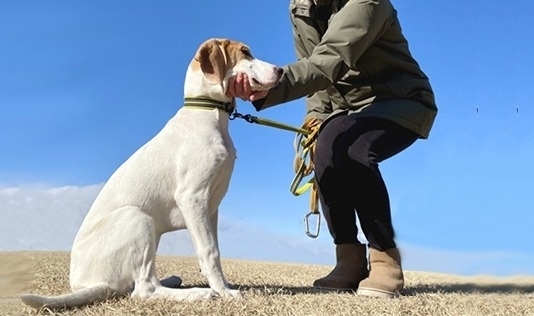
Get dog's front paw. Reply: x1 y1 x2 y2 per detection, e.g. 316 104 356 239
184 288 218 301
217 288 242 299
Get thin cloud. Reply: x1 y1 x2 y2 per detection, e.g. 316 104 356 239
1 184 533 277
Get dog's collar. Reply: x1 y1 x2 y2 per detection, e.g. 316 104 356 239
183 97 235 114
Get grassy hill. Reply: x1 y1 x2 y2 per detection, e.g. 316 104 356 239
1 251 534 315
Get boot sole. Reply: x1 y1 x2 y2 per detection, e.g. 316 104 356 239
356 287 400 298
313 285 357 293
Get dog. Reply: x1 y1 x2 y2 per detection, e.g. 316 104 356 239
21 38 282 309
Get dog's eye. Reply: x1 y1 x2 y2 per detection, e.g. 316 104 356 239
240 47 253 58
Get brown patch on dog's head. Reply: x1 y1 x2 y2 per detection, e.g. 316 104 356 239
193 38 228 84
224 41 254 67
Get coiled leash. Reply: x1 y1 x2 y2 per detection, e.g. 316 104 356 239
289 118 322 238
230 110 323 238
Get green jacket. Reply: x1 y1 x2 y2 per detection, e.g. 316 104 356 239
253 0 437 138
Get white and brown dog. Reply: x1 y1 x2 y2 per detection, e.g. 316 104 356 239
21 38 282 309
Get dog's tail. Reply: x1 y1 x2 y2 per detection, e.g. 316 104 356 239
20 284 110 310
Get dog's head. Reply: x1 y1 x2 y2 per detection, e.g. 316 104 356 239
186 38 282 100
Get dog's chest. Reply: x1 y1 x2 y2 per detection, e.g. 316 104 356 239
169 110 236 171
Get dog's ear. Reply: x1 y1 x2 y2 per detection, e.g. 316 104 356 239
194 39 226 85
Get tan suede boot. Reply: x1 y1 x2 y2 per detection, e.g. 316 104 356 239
357 247 404 298
313 243 369 291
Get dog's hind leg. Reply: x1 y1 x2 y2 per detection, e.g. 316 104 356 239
73 206 162 300
116 208 162 299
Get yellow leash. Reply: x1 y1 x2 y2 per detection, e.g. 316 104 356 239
229 111 310 135
289 118 322 238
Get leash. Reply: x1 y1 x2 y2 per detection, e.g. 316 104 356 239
229 111 310 135
184 97 307 135
183 98 309 135
183 97 321 238
289 118 322 238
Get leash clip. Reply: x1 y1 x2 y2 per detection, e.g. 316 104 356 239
229 110 239 120
304 211 320 238
229 110 259 124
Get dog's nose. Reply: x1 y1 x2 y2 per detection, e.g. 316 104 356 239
275 67 283 77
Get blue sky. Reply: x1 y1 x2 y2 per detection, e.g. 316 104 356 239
1 1 533 276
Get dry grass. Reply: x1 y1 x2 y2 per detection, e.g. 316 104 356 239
1 251 534 316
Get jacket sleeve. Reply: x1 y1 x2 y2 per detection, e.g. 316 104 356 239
253 0 393 111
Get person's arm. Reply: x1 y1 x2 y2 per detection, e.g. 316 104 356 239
253 0 394 111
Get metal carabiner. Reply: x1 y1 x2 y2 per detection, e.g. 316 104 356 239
304 211 320 238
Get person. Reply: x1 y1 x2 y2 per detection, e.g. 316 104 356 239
227 0 437 298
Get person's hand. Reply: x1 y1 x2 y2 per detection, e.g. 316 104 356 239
226 73 269 102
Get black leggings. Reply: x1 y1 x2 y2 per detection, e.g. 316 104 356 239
314 115 418 251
